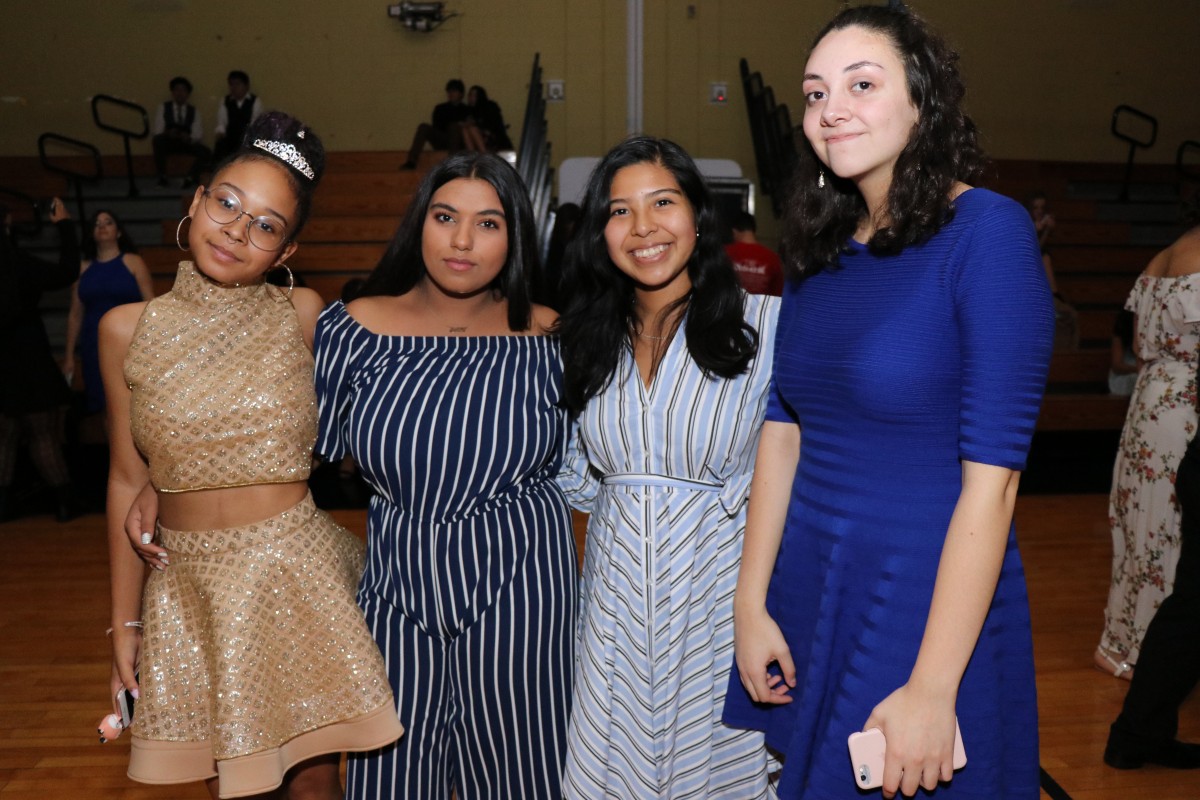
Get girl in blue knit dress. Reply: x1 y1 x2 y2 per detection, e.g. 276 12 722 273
723 7 1055 798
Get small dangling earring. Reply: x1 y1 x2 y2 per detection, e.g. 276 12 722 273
817 170 826 189
175 215 191 251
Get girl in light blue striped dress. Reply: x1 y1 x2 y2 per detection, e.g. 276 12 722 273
556 136 777 799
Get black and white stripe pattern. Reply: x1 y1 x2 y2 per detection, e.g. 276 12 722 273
314 302 577 799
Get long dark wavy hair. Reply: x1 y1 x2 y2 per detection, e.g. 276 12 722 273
214 111 326 243
782 4 986 277
557 136 758 413
82 209 138 261
358 151 537 332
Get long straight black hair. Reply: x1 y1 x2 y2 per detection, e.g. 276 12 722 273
358 152 537 332
557 136 758 413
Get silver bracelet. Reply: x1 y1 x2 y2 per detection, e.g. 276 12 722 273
105 621 144 636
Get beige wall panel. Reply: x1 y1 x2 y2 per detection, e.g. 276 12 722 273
2 0 1197 173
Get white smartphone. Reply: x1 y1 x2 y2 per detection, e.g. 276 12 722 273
116 686 136 728
847 720 966 790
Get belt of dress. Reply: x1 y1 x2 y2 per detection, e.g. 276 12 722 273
600 472 722 493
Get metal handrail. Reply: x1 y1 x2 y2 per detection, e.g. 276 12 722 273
1111 104 1157 148
1178 139 1200 183
741 66 771 197
91 94 149 197
1111 104 1158 201
740 58 798 214
37 132 101 221
517 53 544 178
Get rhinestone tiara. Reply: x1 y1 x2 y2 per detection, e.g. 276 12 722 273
251 138 315 180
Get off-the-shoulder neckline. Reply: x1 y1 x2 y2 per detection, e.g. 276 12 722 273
329 300 550 340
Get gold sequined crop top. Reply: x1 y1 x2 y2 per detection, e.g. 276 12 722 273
124 262 317 492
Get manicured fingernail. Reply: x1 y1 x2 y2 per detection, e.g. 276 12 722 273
141 532 153 545
157 553 169 561
131 688 139 699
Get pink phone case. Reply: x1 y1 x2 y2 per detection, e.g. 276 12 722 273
847 720 967 790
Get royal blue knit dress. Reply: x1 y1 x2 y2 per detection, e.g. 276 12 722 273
722 189 1054 798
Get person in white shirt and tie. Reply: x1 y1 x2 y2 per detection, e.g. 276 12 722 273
213 70 264 163
151 76 210 188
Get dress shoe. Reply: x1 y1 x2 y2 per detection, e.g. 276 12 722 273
1104 724 1200 769
1094 646 1134 681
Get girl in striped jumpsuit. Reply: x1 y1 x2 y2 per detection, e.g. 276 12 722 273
314 152 575 800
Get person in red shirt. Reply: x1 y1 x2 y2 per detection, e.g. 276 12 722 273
725 211 783 296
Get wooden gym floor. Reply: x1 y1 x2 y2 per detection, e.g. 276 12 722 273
1 495 1197 798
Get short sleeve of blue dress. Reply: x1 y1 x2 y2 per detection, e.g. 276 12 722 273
722 189 1054 799
953 197 1054 469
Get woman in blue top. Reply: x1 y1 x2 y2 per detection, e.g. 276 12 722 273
66 209 153 414
313 152 575 800
723 6 1054 799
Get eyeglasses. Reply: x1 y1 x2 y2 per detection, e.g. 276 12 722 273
202 188 288 251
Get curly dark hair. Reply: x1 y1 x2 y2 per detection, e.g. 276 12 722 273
782 4 986 277
557 136 758 413
357 151 538 332
212 111 326 242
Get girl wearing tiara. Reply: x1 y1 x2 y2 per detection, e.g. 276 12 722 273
103 112 404 799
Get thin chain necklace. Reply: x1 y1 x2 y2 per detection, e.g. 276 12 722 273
637 331 668 341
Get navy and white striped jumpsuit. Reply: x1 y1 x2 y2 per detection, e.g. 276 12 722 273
313 302 577 800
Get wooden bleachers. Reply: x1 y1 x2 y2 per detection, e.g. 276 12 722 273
5 149 447 301
1038 394 1131 431
1046 349 1112 387
981 159 1193 433
3 152 1186 434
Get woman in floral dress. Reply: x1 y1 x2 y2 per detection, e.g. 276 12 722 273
1099 221 1200 679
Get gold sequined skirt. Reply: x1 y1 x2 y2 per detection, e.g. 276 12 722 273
128 492 403 798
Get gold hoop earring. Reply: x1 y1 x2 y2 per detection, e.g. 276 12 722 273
817 171 826 189
175 215 191 251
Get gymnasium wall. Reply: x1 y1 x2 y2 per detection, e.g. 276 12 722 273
2 0 1196 171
